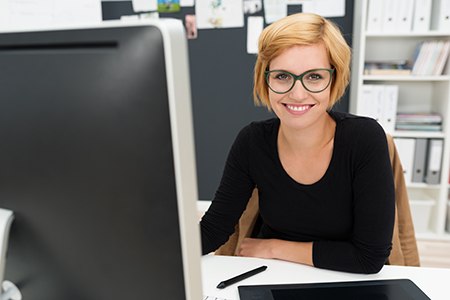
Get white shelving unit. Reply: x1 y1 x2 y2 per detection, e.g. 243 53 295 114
350 0 450 241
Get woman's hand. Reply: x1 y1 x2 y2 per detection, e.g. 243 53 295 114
237 238 277 259
237 238 314 266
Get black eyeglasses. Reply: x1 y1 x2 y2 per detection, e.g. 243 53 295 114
265 68 334 94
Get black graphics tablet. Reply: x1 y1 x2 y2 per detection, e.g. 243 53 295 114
238 279 430 300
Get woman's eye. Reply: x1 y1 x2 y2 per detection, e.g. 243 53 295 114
274 72 291 80
307 73 323 80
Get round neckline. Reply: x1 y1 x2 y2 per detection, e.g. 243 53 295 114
273 114 339 189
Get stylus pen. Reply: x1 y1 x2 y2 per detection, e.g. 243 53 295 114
216 265 268 289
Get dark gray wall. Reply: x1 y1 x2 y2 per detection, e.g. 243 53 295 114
102 1 354 199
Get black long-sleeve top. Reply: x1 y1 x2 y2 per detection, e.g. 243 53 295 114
200 111 395 274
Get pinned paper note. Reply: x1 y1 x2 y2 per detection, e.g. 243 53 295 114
132 0 157 12
301 0 345 17
247 16 263 54
0 0 101 31
262 0 346 24
244 0 262 14
263 0 287 23
196 0 244 29
180 0 195 6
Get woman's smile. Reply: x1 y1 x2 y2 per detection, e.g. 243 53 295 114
283 103 315 115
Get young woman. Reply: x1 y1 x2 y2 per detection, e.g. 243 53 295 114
200 13 395 274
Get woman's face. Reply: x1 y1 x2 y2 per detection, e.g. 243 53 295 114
267 43 332 131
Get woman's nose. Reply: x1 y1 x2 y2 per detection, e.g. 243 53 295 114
288 79 309 99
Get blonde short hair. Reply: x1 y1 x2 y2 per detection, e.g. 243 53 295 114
253 13 351 110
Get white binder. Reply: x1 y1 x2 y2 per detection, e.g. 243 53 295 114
372 85 385 125
360 84 398 133
396 0 415 32
412 0 432 32
380 85 398 134
431 0 450 31
360 84 382 123
360 85 375 118
381 0 397 32
425 139 443 184
394 138 416 184
366 0 384 32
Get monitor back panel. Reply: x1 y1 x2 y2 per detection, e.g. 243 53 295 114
0 25 186 300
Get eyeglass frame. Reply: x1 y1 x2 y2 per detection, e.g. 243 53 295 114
264 68 335 94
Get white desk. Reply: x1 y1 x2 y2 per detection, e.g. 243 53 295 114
202 255 450 300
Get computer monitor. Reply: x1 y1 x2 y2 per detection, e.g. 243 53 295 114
0 19 202 300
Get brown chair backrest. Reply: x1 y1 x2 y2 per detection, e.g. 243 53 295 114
215 134 420 266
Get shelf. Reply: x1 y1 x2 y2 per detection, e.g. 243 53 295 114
392 131 445 139
416 232 450 241
353 0 450 242
363 75 450 82
407 183 442 189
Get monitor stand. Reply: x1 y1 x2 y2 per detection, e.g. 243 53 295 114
0 209 21 300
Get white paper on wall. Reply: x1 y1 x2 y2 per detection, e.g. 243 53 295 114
196 0 244 29
263 0 287 23
244 0 262 14
180 0 195 6
0 0 102 31
247 16 263 54
132 0 157 12
301 0 345 17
